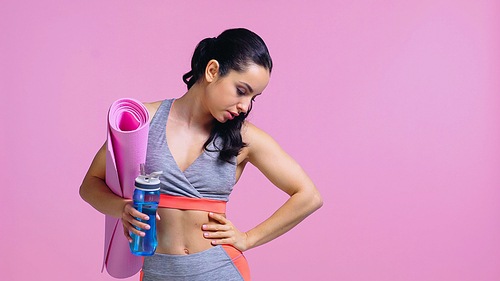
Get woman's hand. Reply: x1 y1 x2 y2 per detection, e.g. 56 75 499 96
202 212 250 251
121 201 161 243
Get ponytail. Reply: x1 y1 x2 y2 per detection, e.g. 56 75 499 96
182 37 218 90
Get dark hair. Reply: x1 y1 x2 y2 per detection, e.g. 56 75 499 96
182 28 273 162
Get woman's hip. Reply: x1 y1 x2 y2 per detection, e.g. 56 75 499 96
141 245 250 281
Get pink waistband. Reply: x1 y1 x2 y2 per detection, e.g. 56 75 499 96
158 194 226 214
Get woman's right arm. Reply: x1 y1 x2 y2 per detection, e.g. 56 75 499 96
79 142 128 218
79 142 151 241
80 101 161 239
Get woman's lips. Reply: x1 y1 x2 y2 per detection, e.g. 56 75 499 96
227 111 238 120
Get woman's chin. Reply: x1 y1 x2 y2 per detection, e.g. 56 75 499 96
213 116 229 124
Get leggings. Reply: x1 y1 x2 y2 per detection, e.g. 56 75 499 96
140 245 250 281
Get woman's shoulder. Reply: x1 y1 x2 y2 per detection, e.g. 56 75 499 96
241 121 278 155
242 121 274 140
143 101 163 122
238 120 288 168
241 121 260 139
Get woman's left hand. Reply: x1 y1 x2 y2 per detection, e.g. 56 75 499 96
202 212 250 251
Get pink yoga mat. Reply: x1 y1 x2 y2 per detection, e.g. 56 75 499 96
103 98 150 278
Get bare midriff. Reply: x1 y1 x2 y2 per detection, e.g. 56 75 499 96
155 207 225 255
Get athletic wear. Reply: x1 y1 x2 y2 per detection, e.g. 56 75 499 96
142 99 249 280
158 194 226 213
140 245 249 281
145 99 236 202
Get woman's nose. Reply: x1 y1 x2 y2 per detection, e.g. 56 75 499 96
237 101 249 114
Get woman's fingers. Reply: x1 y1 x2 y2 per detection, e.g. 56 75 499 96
202 223 231 231
121 202 151 241
122 219 146 242
122 210 151 230
202 213 249 251
203 228 234 238
210 237 235 245
123 223 133 242
203 229 236 245
208 212 229 224
122 215 149 232
124 203 150 221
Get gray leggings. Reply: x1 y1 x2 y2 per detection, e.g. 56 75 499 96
141 245 245 281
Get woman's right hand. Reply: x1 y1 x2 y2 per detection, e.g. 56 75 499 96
121 201 151 243
80 142 162 242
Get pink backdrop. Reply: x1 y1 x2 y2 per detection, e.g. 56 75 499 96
1 1 499 280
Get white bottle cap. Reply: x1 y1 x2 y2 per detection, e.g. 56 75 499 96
135 164 162 191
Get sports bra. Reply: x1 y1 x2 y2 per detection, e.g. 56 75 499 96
144 99 237 212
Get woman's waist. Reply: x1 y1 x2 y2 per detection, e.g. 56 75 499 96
158 193 227 213
155 207 224 255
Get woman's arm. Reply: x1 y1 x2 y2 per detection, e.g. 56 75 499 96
204 122 323 251
79 142 130 219
79 101 161 240
243 123 323 249
79 142 152 241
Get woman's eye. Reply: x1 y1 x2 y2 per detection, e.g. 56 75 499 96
237 88 246 96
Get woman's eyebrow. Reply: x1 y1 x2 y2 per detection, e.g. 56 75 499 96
239 81 254 93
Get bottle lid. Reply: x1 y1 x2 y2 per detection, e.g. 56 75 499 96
135 164 162 191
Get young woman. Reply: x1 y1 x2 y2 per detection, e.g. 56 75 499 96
80 28 322 281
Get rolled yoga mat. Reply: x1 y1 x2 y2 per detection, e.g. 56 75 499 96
103 98 150 278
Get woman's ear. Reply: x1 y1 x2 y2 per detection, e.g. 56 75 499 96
205 59 220 83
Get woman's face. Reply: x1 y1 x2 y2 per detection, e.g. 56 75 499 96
205 63 270 123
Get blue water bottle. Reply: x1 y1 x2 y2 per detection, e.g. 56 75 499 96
130 164 162 256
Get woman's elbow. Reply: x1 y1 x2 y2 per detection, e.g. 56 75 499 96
79 175 95 204
79 181 89 203
310 189 323 211
299 185 322 212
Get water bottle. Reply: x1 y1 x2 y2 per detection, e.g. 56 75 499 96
129 164 162 256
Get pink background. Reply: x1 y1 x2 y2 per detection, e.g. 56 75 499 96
1 1 499 280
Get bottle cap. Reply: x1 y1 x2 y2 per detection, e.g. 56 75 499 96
135 164 162 191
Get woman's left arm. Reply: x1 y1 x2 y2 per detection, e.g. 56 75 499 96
204 122 323 251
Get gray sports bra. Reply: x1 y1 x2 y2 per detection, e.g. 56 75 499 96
145 99 236 202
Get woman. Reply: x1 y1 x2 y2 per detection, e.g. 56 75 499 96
80 28 322 281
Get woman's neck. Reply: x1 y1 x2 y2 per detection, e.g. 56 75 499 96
171 83 214 131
